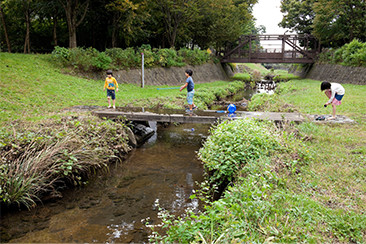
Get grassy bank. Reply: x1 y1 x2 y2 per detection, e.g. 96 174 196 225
0 53 245 208
0 53 244 126
150 79 366 242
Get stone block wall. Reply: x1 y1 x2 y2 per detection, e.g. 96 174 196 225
305 64 366 85
86 63 229 86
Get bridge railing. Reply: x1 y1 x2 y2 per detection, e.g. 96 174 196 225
219 34 320 63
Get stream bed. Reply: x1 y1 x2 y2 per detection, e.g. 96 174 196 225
0 123 211 243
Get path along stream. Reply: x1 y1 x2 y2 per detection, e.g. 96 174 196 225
0 81 275 243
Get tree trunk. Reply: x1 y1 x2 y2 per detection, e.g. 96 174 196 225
60 0 89 49
0 4 11 52
24 7 30 53
53 18 58 46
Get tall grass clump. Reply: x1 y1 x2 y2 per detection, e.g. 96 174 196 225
0 115 131 209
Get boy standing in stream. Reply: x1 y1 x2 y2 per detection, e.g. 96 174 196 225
180 69 196 113
103 70 119 109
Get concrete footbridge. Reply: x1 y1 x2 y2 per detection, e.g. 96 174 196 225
93 107 309 124
92 107 355 124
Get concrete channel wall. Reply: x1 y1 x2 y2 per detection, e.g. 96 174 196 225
85 63 229 86
292 64 366 85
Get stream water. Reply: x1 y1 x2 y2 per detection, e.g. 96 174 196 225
0 123 211 243
0 81 275 243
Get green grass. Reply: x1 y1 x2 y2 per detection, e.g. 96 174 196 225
0 53 242 125
241 63 269 75
149 78 366 243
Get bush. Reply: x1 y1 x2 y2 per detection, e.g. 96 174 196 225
178 48 212 65
105 47 140 68
51 46 70 63
51 46 215 71
318 39 366 67
92 52 112 70
198 119 283 187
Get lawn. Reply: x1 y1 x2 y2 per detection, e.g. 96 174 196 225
0 53 240 125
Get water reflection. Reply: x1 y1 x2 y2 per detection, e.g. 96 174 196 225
1 123 210 243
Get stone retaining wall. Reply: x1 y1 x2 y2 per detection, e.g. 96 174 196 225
85 63 229 86
304 64 366 85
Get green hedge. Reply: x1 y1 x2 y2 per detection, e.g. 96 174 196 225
317 39 366 67
51 45 217 72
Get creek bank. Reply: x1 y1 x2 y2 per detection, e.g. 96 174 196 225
0 113 155 212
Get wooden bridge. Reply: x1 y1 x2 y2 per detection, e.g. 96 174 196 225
220 34 320 64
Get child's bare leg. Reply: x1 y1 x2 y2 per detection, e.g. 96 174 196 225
189 104 193 111
113 99 116 108
108 97 111 107
328 104 336 120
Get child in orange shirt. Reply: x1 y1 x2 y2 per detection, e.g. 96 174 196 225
103 70 119 109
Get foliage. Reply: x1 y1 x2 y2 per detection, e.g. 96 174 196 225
0 0 258 52
150 104 366 243
51 46 214 71
0 115 130 209
335 40 366 67
197 119 283 188
280 0 366 48
312 0 366 48
279 0 315 35
231 73 251 82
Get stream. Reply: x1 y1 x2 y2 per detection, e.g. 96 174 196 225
0 81 275 243
0 123 211 243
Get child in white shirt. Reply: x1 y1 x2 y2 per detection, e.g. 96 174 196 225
320 81 345 120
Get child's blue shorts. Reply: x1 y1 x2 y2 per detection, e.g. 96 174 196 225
107 89 116 100
335 93 344 101
187 91 194 105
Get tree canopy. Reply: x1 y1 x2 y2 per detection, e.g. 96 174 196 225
0 0 258 53
280 0 366 48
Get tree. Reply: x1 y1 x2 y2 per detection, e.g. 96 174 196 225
107 0 148 47
312 0 366 47
279 0 316 34
58 0 89 48
0 1 11 52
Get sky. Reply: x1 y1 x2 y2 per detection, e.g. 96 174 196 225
252 0 290 49
252 0 288 34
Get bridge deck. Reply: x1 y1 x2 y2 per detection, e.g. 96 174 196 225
93 110 306 124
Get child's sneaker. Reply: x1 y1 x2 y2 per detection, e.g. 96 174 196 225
108 105 112 108
113 105 116 109
193 106 197 110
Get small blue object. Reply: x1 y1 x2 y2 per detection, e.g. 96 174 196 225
191 128 195 131
216 110 226 113
227 104 236 113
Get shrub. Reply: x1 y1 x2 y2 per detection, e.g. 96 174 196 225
198 119 283 187
51 46 70 63
155 48 185 67
178 48 212 65
92 52 112 70
318 39 366 67
105 47 140 68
